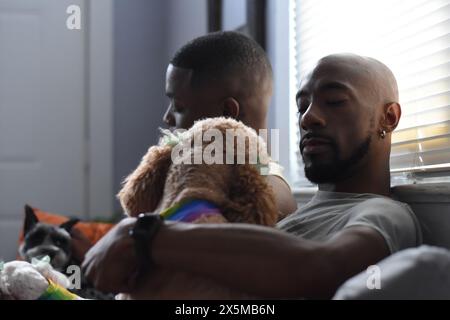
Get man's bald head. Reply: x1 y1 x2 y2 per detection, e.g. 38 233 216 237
316 53 399 109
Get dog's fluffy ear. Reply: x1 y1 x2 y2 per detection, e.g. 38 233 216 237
24 204 39 235
117 145 173 217
225 165 278 226
60 218 80 232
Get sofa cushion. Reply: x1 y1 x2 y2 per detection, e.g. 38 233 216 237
392 183 450 249
18 206 114 247
333 245 450 299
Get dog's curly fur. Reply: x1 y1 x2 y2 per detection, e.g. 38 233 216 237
118 117 278 226
116 117 279 299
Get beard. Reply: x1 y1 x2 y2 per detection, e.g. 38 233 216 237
302 134 372 184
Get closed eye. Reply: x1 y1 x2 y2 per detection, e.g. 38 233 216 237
297 100 310 115
326 100 347 106
297 107 307 115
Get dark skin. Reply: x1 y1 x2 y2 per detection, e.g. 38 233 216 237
163 64 271 131
163 64 297 217
297 55 399 196
83 54 402 298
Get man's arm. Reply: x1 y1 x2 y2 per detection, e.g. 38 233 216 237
83 219 389 298
266 175 297 218
152 222 389 298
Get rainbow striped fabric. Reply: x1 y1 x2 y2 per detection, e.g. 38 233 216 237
38 280 80 300
160 199 222 222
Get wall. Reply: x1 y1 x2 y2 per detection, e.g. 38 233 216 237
0 0 87 260
222 0 246 30
113 0 208 213
266 0 293 185
113 0 169 212
166 0 208 59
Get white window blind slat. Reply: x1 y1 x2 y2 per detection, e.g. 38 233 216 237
391 147 450 167
398 47 450 72
299 5 450 55
393 121 450 142
399 103 450 130
392 137 450 156
399 61 450 90
402 76 450 103
290 0 450 188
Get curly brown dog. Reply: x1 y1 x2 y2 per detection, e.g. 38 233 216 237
116 117 280 299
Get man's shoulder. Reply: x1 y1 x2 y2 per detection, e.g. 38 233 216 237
349 196 413 217
305 192 412 214
344 196 423 252
265 161 292 190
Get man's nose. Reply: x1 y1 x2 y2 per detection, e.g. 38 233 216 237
163 106 175 127
300 103 326 131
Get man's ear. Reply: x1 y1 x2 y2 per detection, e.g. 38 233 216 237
222 97 240 118
24 205 39 234
381 102 401 133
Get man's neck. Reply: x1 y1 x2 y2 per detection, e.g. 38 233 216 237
318 165 391 197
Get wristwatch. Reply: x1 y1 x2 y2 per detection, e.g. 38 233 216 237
129 213 163 273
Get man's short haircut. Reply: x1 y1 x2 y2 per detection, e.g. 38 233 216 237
170 31 272 88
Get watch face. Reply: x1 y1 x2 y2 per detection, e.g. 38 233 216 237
130 213 163 271
133 213 163 237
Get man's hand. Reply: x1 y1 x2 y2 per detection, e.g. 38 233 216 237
82 217 139 293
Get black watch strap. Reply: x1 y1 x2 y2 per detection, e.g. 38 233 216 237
129 213 163 274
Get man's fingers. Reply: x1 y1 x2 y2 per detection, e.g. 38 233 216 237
81 257 93 279
81 250 96 281
77 219 138 294
126 269 141 292
91 269 127 294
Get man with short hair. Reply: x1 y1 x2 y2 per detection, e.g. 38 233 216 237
163 31 296 216
83 53 422 299
164 31 273 132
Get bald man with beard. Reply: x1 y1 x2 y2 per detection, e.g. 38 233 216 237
83 54 423 299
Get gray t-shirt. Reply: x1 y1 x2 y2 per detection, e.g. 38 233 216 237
277 191 422 254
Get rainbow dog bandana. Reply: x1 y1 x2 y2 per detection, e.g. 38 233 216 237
160 199 222 222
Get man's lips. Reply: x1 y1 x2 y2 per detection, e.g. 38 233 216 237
301 138 333 154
